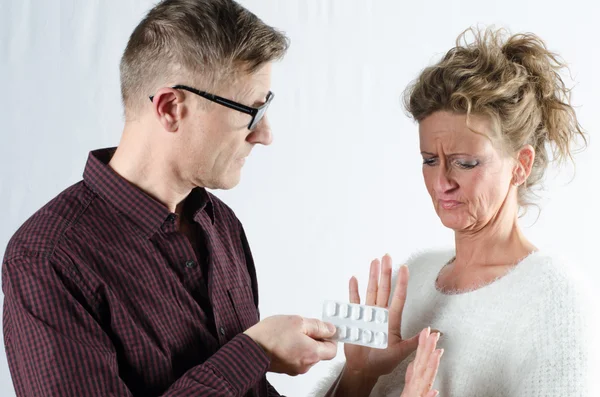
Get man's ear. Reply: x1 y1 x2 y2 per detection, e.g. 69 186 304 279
151 87 186 133
512 144 535 186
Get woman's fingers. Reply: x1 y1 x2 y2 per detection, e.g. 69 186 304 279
376 254 393 307
403 328 443 396
365 258 380 306
414 327 431 370
404 361 414 384
423 347 443 390
388 265 409 336
349 276 360 304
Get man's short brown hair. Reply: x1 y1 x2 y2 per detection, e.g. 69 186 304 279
119 0 289 118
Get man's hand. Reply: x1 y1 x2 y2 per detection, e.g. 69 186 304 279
244 315 338 376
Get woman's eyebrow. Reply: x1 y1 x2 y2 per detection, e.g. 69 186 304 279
420 151 473 157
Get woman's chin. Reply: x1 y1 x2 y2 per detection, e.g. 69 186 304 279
437 211 469 231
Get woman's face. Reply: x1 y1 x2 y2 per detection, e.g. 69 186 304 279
419 111 517 232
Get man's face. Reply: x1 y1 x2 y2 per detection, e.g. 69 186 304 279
176 63 274 190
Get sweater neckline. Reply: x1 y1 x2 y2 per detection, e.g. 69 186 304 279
432 250 541 297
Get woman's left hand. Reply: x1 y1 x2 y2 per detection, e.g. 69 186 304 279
400 327 443 397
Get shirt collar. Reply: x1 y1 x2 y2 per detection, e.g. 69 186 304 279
83 148 215 239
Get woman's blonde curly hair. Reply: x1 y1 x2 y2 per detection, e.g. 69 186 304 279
404 27 587 206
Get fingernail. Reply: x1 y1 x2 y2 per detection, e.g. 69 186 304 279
431 329 443 337
327 323 336 333
439 348 444 357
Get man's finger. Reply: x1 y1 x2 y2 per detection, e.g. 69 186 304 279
303 318 336 339
315 339 338 361
376 254 392 307
365 258 380 306
389 265 409 336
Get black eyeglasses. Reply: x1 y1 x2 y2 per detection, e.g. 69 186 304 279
149 84 274 130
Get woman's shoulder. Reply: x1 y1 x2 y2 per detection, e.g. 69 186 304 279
518 251 593 322
390 248 454 290
406 248 455 267
515 252 596 389
397 248 455 275
519 251 586 293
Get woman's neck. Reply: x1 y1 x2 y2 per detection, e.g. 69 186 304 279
453 216 537 270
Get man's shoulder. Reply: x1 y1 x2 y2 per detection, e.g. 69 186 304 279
206 191 242 225
4 181 94 262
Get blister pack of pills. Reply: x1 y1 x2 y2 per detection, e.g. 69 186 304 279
322 300 389 349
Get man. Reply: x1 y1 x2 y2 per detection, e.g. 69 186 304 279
3 0 443 395
2 1 338 395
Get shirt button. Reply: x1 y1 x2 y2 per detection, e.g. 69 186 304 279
219 327 226 336
185 260 197 269
166 214 176 223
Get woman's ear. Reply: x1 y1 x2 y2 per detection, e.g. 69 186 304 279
512 145 535 187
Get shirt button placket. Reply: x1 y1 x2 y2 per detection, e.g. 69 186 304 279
185 260 196 269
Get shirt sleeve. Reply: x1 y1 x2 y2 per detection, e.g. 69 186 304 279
2 254 270 397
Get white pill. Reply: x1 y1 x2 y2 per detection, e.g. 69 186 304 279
361 330 373 344
321 301 389 349
375 310 388 324
363 307 374 322
325 301 338 317
339 304 349 318
351 306 362 320
375 332 387 346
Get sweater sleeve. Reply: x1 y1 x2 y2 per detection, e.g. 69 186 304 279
510 268 593 397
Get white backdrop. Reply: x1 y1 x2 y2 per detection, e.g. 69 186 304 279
1 0 599 396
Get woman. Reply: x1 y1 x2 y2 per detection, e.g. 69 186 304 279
317 27 591 396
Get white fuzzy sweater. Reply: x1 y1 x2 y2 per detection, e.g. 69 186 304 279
313 250 594 396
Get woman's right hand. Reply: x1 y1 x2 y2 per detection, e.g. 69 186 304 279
400 327 443 397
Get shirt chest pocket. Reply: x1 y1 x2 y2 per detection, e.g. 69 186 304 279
227 284 260 332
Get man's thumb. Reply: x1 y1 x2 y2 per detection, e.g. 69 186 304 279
304 318 336 339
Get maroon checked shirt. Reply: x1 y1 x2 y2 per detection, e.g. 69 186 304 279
2 148 281 397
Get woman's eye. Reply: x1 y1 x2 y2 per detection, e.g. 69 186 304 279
423 158 437 166
456 160 478 169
